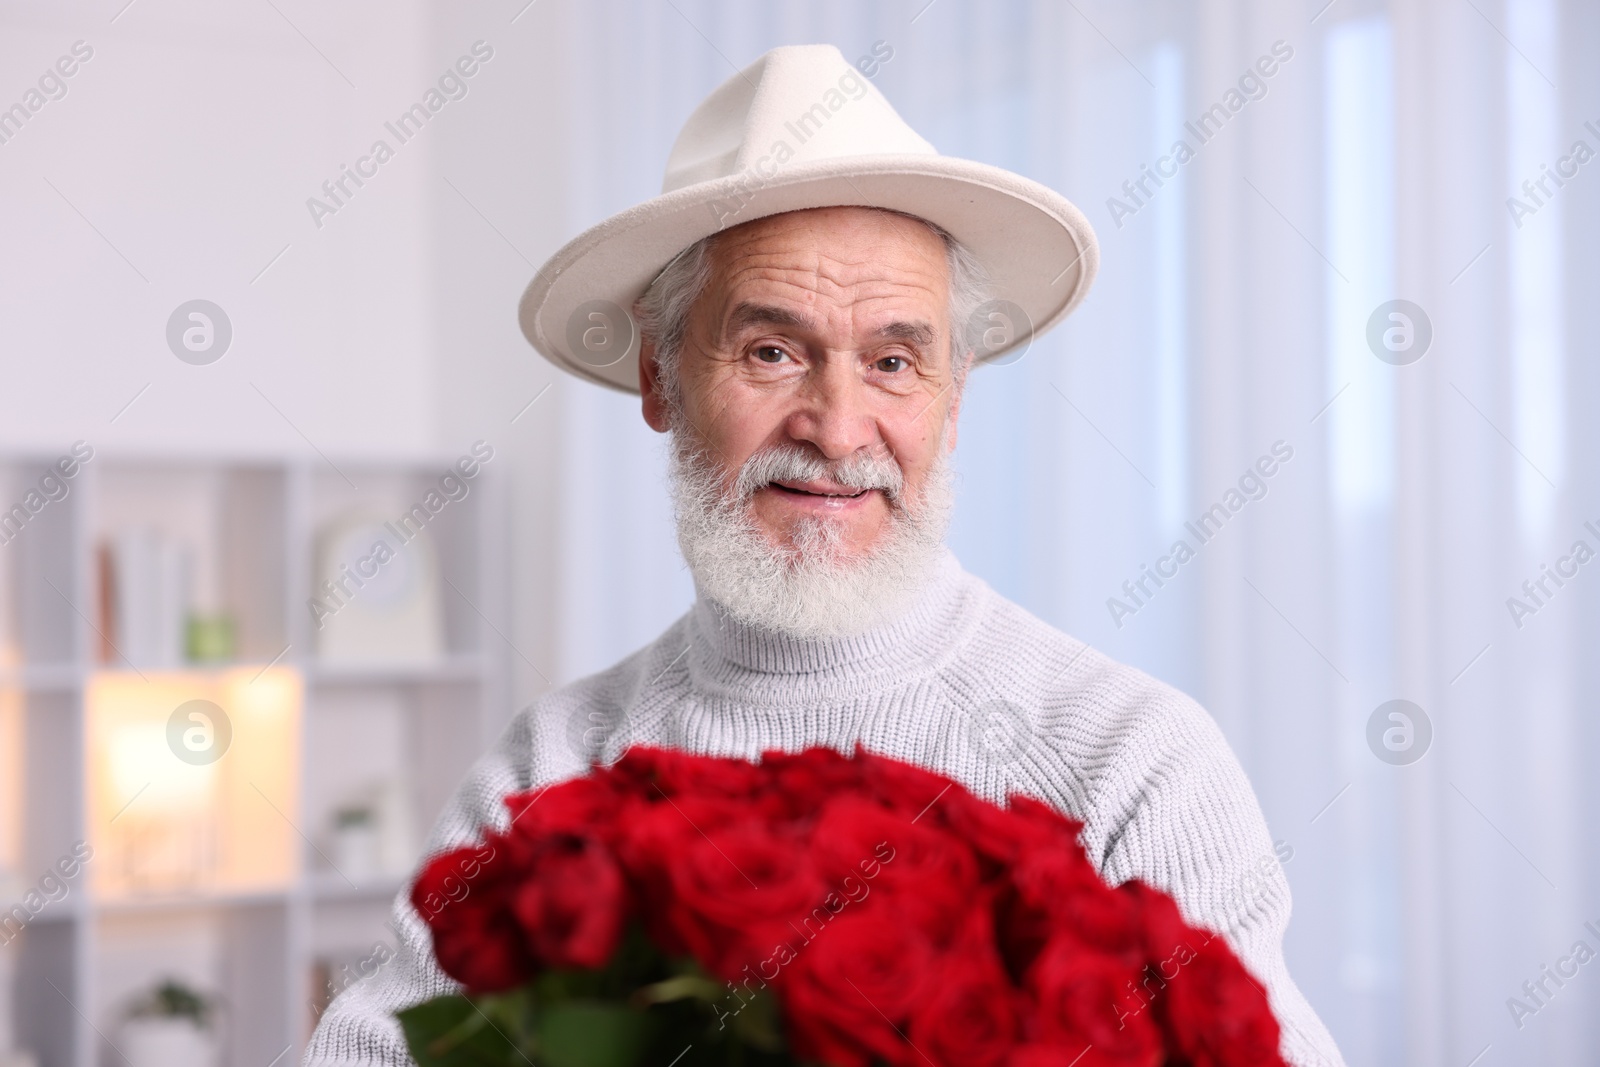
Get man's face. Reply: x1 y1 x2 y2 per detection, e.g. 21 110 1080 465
641 206 963 560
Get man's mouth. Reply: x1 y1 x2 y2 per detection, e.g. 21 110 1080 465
768 479 872 499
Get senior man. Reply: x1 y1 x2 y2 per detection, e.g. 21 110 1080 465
307 45 1345 1067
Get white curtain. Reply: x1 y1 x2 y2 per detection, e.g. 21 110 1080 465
539 1 1599 1063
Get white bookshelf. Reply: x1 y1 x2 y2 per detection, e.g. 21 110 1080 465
0 451 509 1067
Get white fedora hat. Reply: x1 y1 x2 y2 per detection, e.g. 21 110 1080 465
517 43 1099 394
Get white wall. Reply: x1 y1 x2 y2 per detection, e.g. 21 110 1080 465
1 0 438 459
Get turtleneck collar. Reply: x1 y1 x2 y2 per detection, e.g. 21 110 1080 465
682 546 984 705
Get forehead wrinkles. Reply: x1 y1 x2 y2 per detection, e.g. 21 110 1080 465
704 244 948 339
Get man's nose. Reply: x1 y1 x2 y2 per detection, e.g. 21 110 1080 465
781 358 881 460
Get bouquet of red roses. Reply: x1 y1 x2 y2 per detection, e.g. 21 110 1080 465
398 746 1288 1067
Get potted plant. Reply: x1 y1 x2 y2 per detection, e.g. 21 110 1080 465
331 802 382 881
121 979 217 1067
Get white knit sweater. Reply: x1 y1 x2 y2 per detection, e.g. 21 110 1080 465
304 549 1346 1067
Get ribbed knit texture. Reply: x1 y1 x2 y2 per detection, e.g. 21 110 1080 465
304 549 1345 1067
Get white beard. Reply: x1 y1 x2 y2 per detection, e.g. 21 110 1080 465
667 422 956 640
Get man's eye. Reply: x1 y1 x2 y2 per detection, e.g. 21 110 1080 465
754 346 788 364
876 355 907 373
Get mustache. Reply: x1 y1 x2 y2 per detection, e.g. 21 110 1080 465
732 442 906 505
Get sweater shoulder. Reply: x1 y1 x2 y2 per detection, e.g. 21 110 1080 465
961 578 1215 740
419 615 693 854
951 580 1237 812
518 613 697 781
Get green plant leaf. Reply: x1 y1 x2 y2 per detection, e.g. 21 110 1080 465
127 978 214 1029
631 975 724 1008
536 1002 660 1067
726 991 784 1055
399 995 534 1067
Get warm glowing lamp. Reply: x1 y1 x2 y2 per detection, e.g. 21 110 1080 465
87 666 302 900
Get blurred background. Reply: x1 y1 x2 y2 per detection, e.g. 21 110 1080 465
1 0 1596 1064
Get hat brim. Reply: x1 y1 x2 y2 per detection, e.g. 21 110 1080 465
517 154 1099 394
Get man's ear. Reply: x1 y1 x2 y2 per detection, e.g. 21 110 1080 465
639 337 671 433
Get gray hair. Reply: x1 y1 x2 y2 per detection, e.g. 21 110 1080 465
634 209 990 415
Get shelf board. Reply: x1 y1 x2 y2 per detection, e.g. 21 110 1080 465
307 654 486 685
306 869 408 902
89 659 294 675
75 872 410 915
6 657 487 688
90 885 294 915
11 899 88 924
0 662 83 690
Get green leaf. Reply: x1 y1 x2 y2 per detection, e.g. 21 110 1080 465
725 991 784 1055
537 1003 660 1067
398 994 535 1067
631 975 725 1007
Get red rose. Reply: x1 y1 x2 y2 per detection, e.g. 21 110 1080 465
1084 880 1288 1066
611 800 712 957
411 840 536 992
782 911 936 1067
1009 1044 1096 1067
853 746 966 822
510 831 626 970
809 795 978 945
662 819 824 979
909 966 1020 1067
504 775 618 837
1120 880 1189 963
998 833 1138 978
605 746 768 800
413 750 1291 1067
1010 853 1144 963
941 787 1074 867
908 916 1021 1067
1155 936 1287 1067
758 747 867 816
1007 794 1088 844
1010 840 1103 908
1027 935 1162 1067
614 791 746 878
